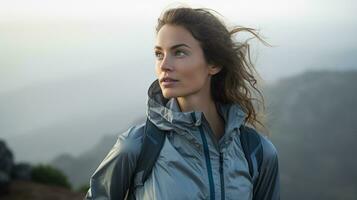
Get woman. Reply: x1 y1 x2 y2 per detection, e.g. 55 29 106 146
86 7 280 200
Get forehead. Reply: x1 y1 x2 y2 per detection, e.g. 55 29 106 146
155 24 200 49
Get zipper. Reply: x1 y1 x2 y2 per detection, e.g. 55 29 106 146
198 124 215 200
219 152 225 200
191 113 215 200
203 116 226 200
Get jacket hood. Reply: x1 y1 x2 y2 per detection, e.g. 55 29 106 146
146 79 247 135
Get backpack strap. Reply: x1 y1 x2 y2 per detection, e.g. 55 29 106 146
127 119 166 199
239 125 263 187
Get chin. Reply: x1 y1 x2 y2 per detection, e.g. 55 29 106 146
161 87 185 99
161 90 177 99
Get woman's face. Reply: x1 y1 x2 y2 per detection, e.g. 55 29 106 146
154 24 220 99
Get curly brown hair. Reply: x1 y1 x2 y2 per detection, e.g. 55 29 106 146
156 7 270 128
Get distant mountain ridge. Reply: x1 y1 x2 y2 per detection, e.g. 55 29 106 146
266 70 357 200
51 116 146 188
1 70 149 163
51 134 117 188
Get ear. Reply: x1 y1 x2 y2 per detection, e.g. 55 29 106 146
208 65 222 75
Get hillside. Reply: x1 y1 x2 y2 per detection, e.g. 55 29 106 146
51 116 146 188
1 73 148 163
266 70 357 200
51 134 117 188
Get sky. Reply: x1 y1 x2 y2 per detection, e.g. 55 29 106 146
1 0 356 93
0 0 356 161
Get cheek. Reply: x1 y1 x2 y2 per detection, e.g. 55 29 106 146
155 64 160 78
179 62 208 88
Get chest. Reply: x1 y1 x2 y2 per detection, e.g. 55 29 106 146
134 135 253 200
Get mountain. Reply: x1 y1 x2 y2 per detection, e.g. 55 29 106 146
51 134 117 188
51 116 145 188
4 112 133 164
1 71 149 163
266 70 357 200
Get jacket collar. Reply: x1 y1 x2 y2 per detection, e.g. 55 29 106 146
146 79 246 135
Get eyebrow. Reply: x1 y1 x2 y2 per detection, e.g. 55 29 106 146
154 43 191 50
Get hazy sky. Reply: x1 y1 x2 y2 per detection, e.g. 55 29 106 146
1 0 355 21
1 0 356 93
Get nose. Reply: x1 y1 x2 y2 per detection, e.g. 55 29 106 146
159 54 174 71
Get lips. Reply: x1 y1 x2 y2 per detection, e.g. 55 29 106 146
161 77 179 82
160 77 179 88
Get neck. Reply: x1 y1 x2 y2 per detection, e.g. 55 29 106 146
177 95 216 117
176 82 225 140
176 78 213 114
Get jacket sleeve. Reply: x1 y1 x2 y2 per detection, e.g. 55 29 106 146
85 125 145 200
253 135 280 200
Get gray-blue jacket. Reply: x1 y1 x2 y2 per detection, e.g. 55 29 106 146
86 80 280 200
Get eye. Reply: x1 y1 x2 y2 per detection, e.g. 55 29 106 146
154 51 164 60
175 50 187 57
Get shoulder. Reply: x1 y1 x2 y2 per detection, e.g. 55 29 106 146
114 123 146 156
244 128 280 199
260 135 278 161
95 123 146 170
256 132 279 168
240 126 279 165
117 123 146 144
88 123 147 199
89 123 146 185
